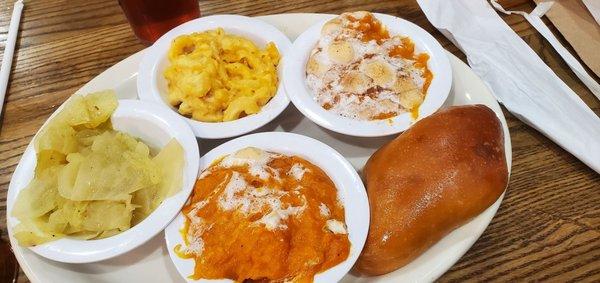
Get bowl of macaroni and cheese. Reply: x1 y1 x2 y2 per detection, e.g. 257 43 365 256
283 12 452 137
138 15 292 139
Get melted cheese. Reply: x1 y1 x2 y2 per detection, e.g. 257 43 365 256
288 163 309 181
182 200 210 255
218 171 251 212
326 219 348 235
319 202 331 217
255 195 307 230
219 147 279 180
217 171 306 230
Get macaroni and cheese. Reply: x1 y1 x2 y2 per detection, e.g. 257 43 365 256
164 28 280 122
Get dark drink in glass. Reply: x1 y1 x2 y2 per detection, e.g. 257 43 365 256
0 239 18 282
119 0 200 45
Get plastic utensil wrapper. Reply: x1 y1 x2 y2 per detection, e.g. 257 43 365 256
417 0 600 173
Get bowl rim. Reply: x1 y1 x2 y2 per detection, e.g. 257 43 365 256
164 131 370 282
283 12 452 137
137 14 293 139
6 99 200 264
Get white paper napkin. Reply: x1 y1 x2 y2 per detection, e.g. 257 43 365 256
490 0 600 101
417 0 600 173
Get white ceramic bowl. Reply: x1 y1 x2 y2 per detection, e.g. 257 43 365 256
283 13 452 137
138 15 292 139
164 132 370 282
6 99 200 263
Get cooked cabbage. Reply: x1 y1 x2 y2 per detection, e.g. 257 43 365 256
12 90 185 246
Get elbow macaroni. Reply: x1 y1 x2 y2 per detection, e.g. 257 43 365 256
163 28 280 122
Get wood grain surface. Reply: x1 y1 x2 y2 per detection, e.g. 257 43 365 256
0 0 598 282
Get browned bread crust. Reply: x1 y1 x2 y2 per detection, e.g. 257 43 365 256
355 105 509 276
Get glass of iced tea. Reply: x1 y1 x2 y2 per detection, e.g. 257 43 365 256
119 0 200 45
0 238 18 282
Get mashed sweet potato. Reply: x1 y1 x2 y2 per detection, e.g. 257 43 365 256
176 147 350 282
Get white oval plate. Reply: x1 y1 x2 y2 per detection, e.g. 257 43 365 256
138 15 292 139
283 13 452 137
8 13 511 283
6 99 200 263
165 132 369 282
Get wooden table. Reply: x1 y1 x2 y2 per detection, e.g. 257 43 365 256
0 0 598 282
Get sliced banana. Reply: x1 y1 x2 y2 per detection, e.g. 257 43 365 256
306 11 431 120
307 52 329 76
361 60 394 87
340 71 370 94
347 11 369 20
328 41 355 64
393 76 419 93
322 18 342 36
399 88 424 110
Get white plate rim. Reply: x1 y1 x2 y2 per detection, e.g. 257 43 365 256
283 13 452 137
137 14 292 139
164 131 370 283
6 13 512 283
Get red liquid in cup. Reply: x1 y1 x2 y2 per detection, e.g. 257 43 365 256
119 0 200 45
